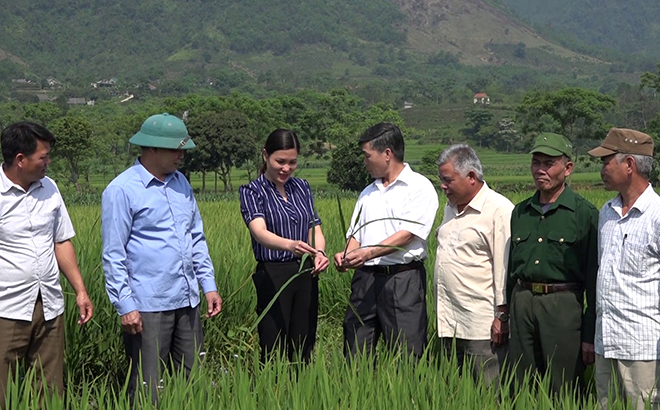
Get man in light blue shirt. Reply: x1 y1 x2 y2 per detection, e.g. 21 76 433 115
102 113 222 402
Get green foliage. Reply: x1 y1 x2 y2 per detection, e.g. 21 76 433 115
0 0 405 82
50 115 94 191
327 142 371 191
186 110 258 192
516 87 616 142
502 0 660 58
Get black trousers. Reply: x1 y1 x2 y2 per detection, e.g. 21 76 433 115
253 259 318 363
343 264 428 360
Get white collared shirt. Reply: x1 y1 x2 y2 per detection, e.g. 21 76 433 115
596 184 660 360
347 163 439 265
0 166 75 321
434 183 514 340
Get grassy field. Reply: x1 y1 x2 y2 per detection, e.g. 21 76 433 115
84 142 604 195
5 188 638 409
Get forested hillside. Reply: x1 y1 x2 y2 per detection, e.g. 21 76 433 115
0 0 406 81
0 0 608 85
498 0 660 58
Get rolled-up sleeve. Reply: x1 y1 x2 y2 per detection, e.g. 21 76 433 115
191 195 217 294
303 180 321 227
101 186 136 316
239 185 264 226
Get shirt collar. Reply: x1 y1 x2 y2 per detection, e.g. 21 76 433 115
375 163 413 190
0 164 43 194
453 182 490 214
609 183 654 215
133 158 175 187
526 184 577 213
258 172 292 189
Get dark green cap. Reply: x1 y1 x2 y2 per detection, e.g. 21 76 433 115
129 113 195 150
530 133 572 158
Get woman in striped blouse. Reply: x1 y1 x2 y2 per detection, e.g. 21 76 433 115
239 129 329 363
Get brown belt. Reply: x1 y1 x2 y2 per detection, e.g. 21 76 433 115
361 260 424 275
517 279 582 294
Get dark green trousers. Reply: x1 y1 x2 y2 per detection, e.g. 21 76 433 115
509 282 585 395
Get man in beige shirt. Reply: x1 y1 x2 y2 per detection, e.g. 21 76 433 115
435 144 514 384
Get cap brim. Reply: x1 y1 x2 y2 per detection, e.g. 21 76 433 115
530 146 565 157
587 146 616 158
129 132 196 150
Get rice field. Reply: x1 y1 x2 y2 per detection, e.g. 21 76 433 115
5 188 639 409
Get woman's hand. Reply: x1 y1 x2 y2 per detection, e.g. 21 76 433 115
287 239 316 257
312 250 329 275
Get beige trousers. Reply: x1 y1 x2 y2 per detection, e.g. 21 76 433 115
595 354 660 410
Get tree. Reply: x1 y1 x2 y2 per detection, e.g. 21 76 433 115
23 102 63 126
49 115 94 192
516 87 616 141
327 141 371 191
186 110 258 192
513 42 526 59
463 108 495 147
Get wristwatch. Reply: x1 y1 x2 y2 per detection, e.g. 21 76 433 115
495 311 509 322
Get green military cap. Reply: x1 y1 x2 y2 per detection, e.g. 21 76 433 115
530 133 572 158
129 113 195 150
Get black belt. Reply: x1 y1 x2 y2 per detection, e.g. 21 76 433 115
517 279 582 294
361 260 424 275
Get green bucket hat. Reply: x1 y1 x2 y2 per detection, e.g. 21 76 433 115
530 133 572 158
129 113 195 150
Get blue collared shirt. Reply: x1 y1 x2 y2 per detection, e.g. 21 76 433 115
239 174 321 262
101 159 217 316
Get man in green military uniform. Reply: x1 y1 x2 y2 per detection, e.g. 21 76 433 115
507 133 598 395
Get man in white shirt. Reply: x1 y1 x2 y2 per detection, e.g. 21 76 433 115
435 144 513 384
333 123 439 360
0 122 93 406
588 128 660 409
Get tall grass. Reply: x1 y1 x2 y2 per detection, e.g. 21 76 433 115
7 189 626 408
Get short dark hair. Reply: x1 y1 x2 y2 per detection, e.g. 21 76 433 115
358 123 404 162
1 122 56 166
260 129 300 174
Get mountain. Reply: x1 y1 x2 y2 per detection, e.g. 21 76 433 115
393 0 595 65
498 0 660 58
0 0 621 93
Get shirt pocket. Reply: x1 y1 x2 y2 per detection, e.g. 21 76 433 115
621 241 650 276
169 195 194 233
510 230 531 266
30 205 57 236
546 231 578 270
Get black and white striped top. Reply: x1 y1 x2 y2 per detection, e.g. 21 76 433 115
239 174 321 262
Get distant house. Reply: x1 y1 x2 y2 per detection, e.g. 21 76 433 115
473 93 490 105
92 77 117 88
67 97 86 105
36 94 56 102
403 101 414 109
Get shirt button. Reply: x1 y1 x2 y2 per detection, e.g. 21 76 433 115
516 237 521 242
538 237 543 243
559 238 564 243
541 215 545 220
534 260 540 265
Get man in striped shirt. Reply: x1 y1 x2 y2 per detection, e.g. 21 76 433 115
588 128 660 409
